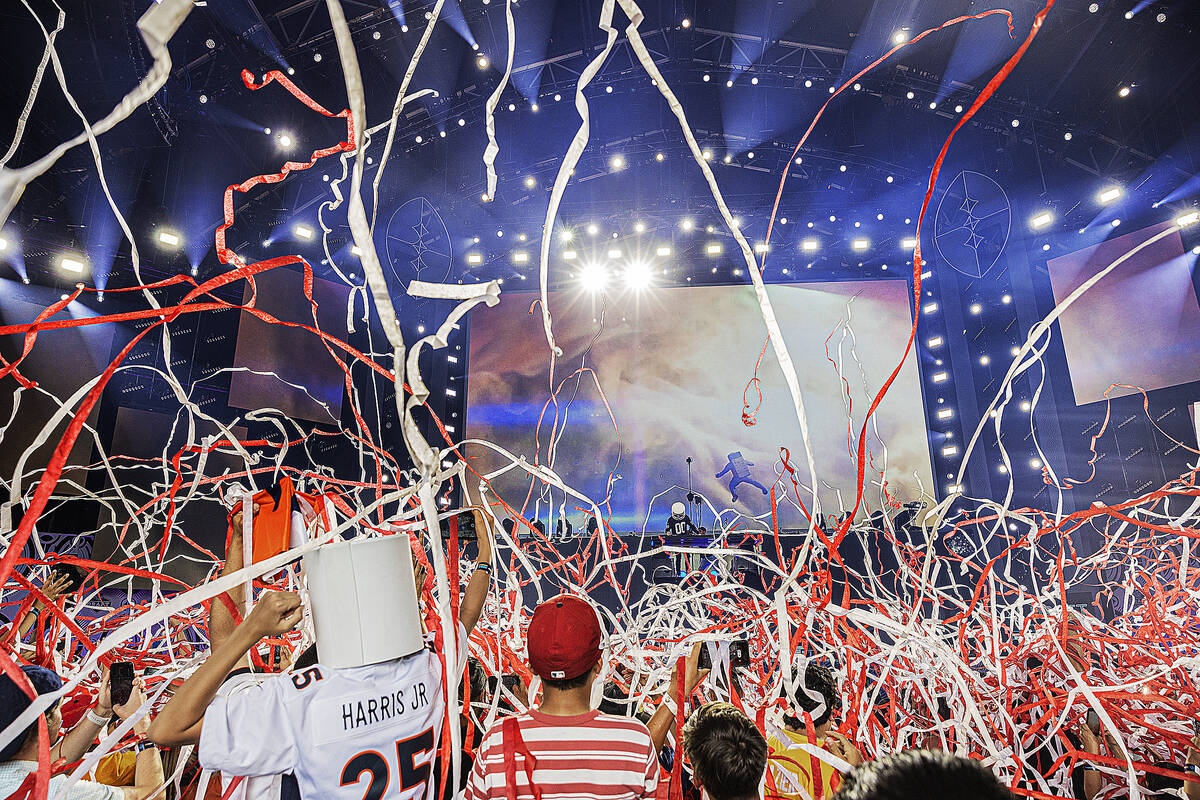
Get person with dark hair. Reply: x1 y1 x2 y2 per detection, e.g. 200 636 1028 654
832 749 1012 800
767 663 861 800
683 702 767 800
0 665 164 799
466 595 701 800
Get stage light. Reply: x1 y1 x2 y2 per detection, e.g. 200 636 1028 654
480 193 491 202
681 17 691 27
496 230 504 237
466 253 482 265
1176 211 1199 227
440 131 447 137
1098 186 1122 204
969 303 981 314
1030 458 1042 468
853 221 861 228
1020 401 1032 412
851 238 869 251
681 219 694 231
942 445 959 457
893 30 908 44
634 221 646 233
580 264 608 292
525 176 536 188
726 80 733 88
906 91 915 99
373 30 381 40
59 256 85 274
1011 119 1020 127
754 243 769 253
277 132 294 149
804 80 812 88
886 175 894 183
512 252 529 264
401 24 409 31
928 336 944 348
1001 294 1012 304
706 243 723 255
0 236 7 251
554 94 562 101
853 83 861 91
1011 346 1021 356
1118 86 1130 97
624 261 653 290
1030 211 1054 229
477 56 489 69
780 217 788 224
607 248 622 259
313 53 322 62
656 246 672 257
955 104 963 113
801 239 819 252
937 408 953 420
1088 3 1098 11
156 229 181 247
1111 219 1121 227
1042 243 1051 251
703 74 711 82
706 225 715 233
1064 131 1073 140
702 150 713 161
605 85 613 94
560 230 574 242
902 237 918 249
655 153 664 162
507 103 516 112
293 224 314 239
747 151 755 159
563 250 577 261
610 155 625 170
979 355 990 365
1157 12 1166 21
199 94 208 104
723 154 732 164
264 127 271 135
924 303 939 314
587 223 599 236
929 101 937 109
932 371 948 383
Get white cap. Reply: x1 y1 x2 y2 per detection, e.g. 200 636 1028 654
303 535 424 668
672 502 686 516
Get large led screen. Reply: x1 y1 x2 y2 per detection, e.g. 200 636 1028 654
466 280 934 532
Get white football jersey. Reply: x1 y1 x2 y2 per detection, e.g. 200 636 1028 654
199 627 466 800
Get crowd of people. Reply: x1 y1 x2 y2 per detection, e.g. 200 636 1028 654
3 496 1200 800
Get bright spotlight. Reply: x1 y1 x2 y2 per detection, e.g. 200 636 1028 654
0 236 8 251
1176 211 1200 227
655 153 665 162
1029 211 1054 229
59 255 86 274
1118 86 1131 98
586 224 599 236
293 224 314 240
893 31 908 44
607 248 622 259
634 221 646 233
801 239 819 252
563 250 578 261
655 246 672 257
931 371 949 383
579 263 609 292
705 243 723 255
610 155 625 170
937 408 953 419
754 243 769 254
466 253 483 265
560 230 574 242
277 132 294 149
702 150 712 161
513 252 529 264
477 56 489 69
624 261 653 290
901 237 918 249
851 238 870 251
525 176 536 188
927 336 944 348
156 229 181 248
1097 186 1122 204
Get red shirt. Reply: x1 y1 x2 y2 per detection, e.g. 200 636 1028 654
466 710 665 800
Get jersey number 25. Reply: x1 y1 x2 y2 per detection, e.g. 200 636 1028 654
340 727 436 800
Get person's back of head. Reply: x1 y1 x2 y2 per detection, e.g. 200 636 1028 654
784 662 839 732
683 702 767 800
0 665 63 762
597 680 632 717
833 750 1012 800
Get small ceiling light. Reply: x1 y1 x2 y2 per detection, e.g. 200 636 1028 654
839 164 847 172
605 85 613 94
703 74 711 82
1042 243 1051 251
560 230 574 242
199 94 208 104
969 303 981 314
477 55 489 69
754 243 769 253
801 239 819 252
902 237 918 248
1011 119 1020 127
937 408 954 419
655 152 665 161
634 221 646 233
851 238 869 251
513 252 529 264
293 224 314 240
350 245 364 257
656 246 672 256
829 215 837 222
1124 10 1133 18
415 135 423 143
853 83 861 91
373 30 381 40
929 101 937 109
610 155 625 170
1030 211 1054 229
480 193 491 202
893 31 908 44
531 103 539 112
1118 86 1131 97
928 336 944 348
1097 186 1122 204
747 151 755 159
1175 211 1199 227
906 91 915 100
587 223 599 236
59 256 85 274
278 132 294 149
942 445 959 457
979 355 990 365
1030 458 1043 468
580 263 608 292
702 150 713 161
1088 3 1099 11
1064 131 1073 141
467 253 483 265
1157 12 1166 22
954 104 963 113
1111 218 1122 227
313 53 322 62
706 243 723 255
726 80 733 88
563 250 578 260
723 154 732 163
496 230 504 237
517 233 527 242
1001 294 1012 304
681 219 694 231
525 176 536 188
607 248 622 259
205 38 216 48
457 118 466 126
804 80 812 88
157 229 181 247
1020 401 1033 412
932 371 949 383
681 18 691 27
924 303 939 314
554 93 562 101
508 103 516 112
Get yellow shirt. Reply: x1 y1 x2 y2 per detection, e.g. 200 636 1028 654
93 750 137 786
766 729 840 800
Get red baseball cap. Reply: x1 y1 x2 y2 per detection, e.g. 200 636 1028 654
527 594 602 680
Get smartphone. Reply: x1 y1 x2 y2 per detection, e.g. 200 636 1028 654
55 564 86 594
698 640 751 671
439 510 478 541
1086 708 1100 734
110 662 134 707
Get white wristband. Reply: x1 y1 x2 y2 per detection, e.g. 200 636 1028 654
86 709 112 727
661 696 678 717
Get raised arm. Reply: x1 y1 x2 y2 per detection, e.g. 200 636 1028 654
646 644 705 755
459 503 494 636
18 571 71 640
149 591 302 747
208 501 260 669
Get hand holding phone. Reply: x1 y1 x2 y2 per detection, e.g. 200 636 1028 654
109 662 135 708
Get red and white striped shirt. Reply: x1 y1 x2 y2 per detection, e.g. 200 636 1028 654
465 709 665 800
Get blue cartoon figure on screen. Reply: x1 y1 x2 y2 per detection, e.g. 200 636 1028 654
715 451 770 503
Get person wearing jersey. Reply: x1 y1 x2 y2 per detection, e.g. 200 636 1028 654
766 663 862 800
151 509 493 800
466 594 702 800
665 503 698 538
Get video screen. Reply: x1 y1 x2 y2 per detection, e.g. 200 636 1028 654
466 280 934 532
